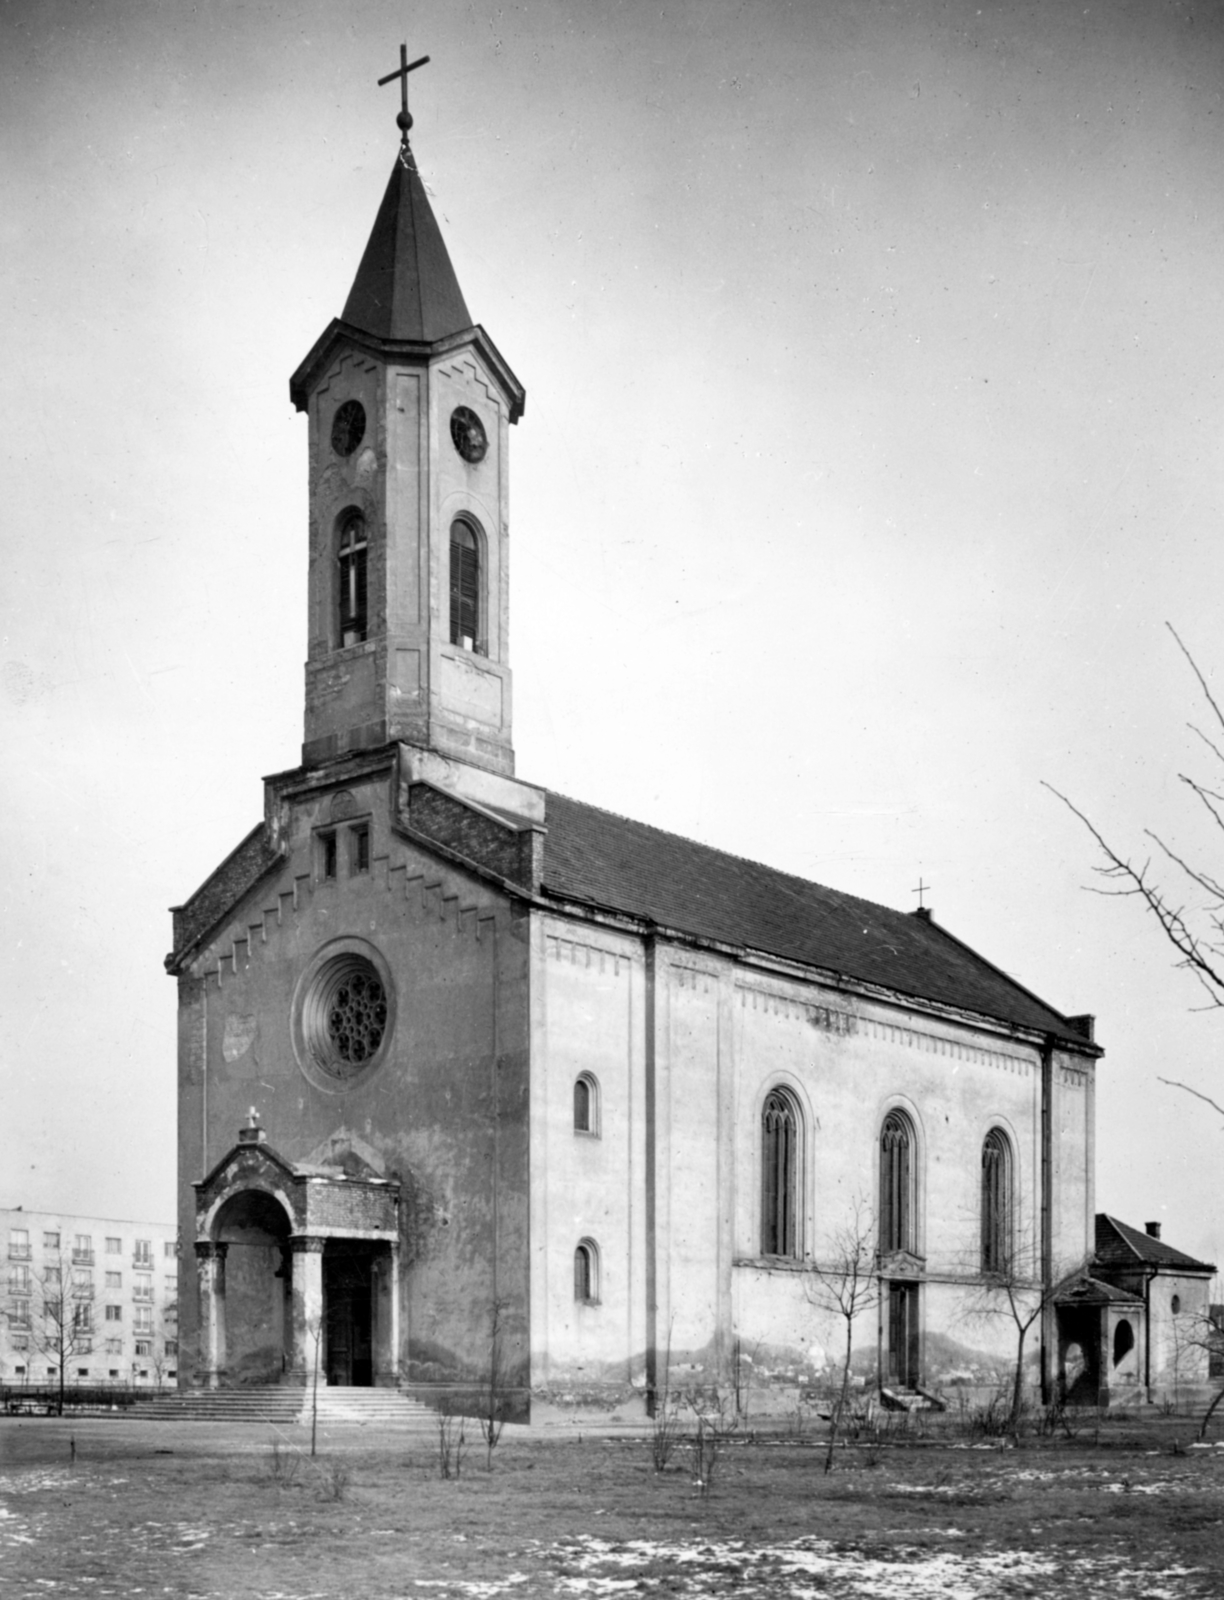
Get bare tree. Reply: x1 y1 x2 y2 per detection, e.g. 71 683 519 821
27 1249 94 1416
1158 1302 1224 1439
804 1198 879 1472
479 1298 510 1470
1047 625 1224 1118
964 1236 1089 1441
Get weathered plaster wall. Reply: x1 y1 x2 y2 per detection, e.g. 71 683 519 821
1050 1050 1094 1274
177 768 530 1400
529 910 1094 1413
528 920 647 1409
1150 1272 1214 1398
302 342 514 773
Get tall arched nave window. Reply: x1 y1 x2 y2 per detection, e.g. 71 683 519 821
980 1128 1013 1274
761 1088 800 1258
879 1111 915 1255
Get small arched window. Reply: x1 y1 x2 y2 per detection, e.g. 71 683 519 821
1113 1318 1135 1367
449 519 483 653
1172 1294 1182 1315
981 1128 1012 1275
761 1088 800 1258
574 1239 599 1304
573 1074 599 1135
880 1111 915 1255
337 512 368 646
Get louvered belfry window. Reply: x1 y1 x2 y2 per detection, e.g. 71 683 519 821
338 513 368 646
761 1089 798 1257
880 1112 913 1254
981 1128 1011 1274
449 519 481 652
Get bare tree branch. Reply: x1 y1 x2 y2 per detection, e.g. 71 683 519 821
1048 628 1224 1122
1169 623 1224 739
1187 722 1224 769
1043 784 1224 999
1157 1077 1224 1123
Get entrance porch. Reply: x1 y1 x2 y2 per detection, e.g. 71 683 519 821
192 1118 401 1390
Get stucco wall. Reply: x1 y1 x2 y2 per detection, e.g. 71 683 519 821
528 921 647 1407
531 911 1095 1412
177 769 530 1399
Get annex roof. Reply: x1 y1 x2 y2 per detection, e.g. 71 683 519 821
341 148 472 343
1095 1214 1216 1274
540 791 1095 1048
1053 1272 1145 1308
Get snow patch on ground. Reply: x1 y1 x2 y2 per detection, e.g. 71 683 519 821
547 1533 1207 1598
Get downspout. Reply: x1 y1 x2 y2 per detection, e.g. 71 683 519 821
201 977 209 1179
1040 1035 1054 1405
1143 1265 1154 1398
644 933 658 1411
490 915 500 1319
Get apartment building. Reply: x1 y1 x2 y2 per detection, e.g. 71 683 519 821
3 1207 178 1387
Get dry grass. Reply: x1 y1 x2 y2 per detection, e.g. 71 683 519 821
1 1415 1223 1596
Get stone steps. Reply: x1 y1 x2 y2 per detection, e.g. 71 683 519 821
880 1385 946 1413
130 1386 440 1428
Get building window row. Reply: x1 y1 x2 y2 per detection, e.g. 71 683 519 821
758 1089 1015 1275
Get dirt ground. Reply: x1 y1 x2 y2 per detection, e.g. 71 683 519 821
2 1414 1223 1598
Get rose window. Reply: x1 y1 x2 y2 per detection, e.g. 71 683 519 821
296 947 395 1087
326 968 387 1067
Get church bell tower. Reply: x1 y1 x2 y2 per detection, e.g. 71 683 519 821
289 59 525 776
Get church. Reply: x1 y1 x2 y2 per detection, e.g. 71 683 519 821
169 78 1106 1420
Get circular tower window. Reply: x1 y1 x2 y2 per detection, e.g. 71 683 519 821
293 940 395 1091
330 399 367 458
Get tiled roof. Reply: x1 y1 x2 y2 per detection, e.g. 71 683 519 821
1095 1214 1215 1273
540 791 1091 1045
1053 1273 1144 1307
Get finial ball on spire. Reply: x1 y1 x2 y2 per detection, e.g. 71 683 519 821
379 46 430 146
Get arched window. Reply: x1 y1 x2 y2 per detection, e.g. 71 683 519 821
980 1128 1012 1275
879 1111 914 1255
574 1239 599 1304
1113 1318 1134 1367
337 512 368 646
573 1074 599 1135
761 1088 799 1258
449 519 483 653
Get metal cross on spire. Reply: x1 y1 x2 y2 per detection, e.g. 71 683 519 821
378 44 430 147
912 877 930 911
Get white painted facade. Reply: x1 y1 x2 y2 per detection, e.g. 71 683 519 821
528 910 1096 1413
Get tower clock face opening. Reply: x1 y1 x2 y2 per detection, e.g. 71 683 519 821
449 405 488 463
331 399 366 457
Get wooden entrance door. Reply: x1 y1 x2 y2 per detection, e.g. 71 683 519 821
323 1245 374 1387
886 1282 919 1389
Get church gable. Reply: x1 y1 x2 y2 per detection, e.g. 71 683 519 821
167 750 516 986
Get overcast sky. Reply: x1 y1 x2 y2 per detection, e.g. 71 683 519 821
3 0 1224 1267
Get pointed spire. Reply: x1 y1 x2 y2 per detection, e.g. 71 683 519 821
341 149 473 344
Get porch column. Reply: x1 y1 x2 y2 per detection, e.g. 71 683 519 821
193 1241 228 1390
374 1239 401 1387
288 1236 326 1387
